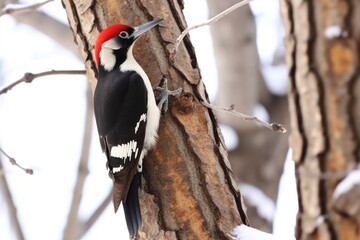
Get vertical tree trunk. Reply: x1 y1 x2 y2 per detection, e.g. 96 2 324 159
281 0 360 239
62 0 249 239
208 0 263 124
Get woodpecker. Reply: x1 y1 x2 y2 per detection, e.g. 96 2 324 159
93 19 163 237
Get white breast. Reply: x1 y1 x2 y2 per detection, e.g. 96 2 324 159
120 45 160 151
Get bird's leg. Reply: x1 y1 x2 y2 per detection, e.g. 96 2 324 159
154 77 183 113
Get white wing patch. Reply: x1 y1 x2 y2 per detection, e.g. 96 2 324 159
112 165 124 173
135 114 147 134
111 140 138 161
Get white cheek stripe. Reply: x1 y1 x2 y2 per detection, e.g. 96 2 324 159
100 48 116 71
110 140 138 160
135 114 147 133
100 38 122 71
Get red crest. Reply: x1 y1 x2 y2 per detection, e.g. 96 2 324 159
95 24 130 66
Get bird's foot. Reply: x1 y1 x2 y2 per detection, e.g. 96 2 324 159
155 77 182 113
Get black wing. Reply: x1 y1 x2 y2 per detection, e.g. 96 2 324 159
94 70 147 208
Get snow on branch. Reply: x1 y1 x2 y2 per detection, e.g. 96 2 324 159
333 166 360 199
230 225 275 240
0 70 86 95
0 0 53 17
0 147 33 174
172 0 253 55
201 101 287 133
331 165 360 223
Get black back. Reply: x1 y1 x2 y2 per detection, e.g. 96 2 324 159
94 68 147 203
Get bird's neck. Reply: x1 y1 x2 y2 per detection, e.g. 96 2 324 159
120 45 149 84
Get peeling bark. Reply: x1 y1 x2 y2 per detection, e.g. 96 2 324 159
62 0 249 239
281 0 360 239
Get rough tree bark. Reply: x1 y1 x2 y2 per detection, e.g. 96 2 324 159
281 0 360 239
62 0 249 239
207 0 288 232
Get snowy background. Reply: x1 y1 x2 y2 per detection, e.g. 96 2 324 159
0 0 297 239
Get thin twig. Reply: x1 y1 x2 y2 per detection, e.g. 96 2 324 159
0 158 25 240
0 0 53 17
78 190 112 239
173 0 253 54
63 87 94 239
13 11 78 55
0 70 86 95
0 147 33 174
201 101 287 133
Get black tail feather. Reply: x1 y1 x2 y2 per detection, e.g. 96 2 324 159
123 172 142 237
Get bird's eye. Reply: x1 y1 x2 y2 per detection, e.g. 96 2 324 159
119 31 129 39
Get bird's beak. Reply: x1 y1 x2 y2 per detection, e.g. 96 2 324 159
132 18 162 39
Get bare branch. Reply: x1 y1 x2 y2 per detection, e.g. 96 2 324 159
0 147 33 174
0 70 86 95
0 0 53 17
173 0 253 54
0 158 25 240
13 11 78 56
78 190 112 239
201 101 287 133
63 87 94 239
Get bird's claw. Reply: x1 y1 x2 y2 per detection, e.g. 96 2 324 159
155 78 183 113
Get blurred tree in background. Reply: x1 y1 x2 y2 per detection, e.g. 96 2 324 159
5 0 360 239
208 0 289 233
282 0 360 239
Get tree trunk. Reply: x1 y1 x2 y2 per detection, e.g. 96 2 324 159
208 0 288 232
62 0 249 239
208 0 265 130
281 0 360 239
